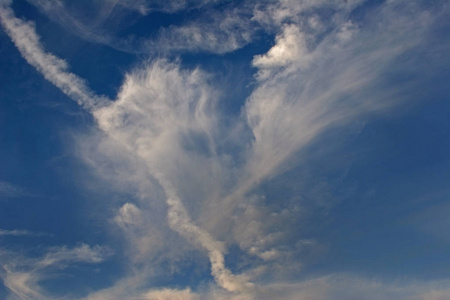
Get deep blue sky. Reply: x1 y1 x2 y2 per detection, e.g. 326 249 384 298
1 0 450 299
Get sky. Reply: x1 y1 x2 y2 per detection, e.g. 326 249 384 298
0 0 450 299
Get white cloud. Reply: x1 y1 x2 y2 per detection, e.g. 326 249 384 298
150 7 256 54
112 200 166 264
244 1 431 186
115 202 143 227
2 0 450 299
252 0 366 27
1 271 45 300
253 24 312 79
0 244 111 300
0 1 108 110
36 244 112 268
25 0 256 55
92 59 253 292
139 288 200 300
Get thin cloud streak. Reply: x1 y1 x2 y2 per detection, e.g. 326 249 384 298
0 181 31 199
0 0 108 110
0 229 52 237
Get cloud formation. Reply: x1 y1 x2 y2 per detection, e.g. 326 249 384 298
25 0 257 55
1 0 450 299
0 0 108 110
0 244 111 299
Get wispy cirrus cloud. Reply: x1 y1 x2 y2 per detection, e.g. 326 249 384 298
1 1 248 293
148 7 257 54
0 0 108 110
0 181 32 199
25 0 257 55
0 244 112 300
1 0 450 299
0 229 51 237
106 0 224 14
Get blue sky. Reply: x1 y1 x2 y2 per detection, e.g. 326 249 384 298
1 0 450 299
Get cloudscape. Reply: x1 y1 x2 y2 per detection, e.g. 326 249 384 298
1 0 450 299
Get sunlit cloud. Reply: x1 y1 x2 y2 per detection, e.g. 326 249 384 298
0 0 108 110
0 244 111 299
1 0 450 299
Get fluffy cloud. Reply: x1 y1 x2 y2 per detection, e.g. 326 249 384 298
253 24 311 73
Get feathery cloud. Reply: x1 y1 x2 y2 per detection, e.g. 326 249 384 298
1 0 450 299
0 244 111 300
